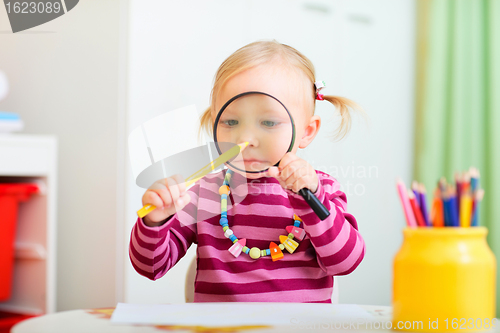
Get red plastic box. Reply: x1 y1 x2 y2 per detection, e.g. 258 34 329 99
0 311 36 333
0 183 38 301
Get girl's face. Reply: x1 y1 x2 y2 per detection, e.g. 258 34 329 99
213 63 316 178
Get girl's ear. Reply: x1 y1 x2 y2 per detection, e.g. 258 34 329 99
298 115 321 149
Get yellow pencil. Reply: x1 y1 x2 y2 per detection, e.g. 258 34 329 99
137 142 249 218
185 142 248 187
459 189 473 227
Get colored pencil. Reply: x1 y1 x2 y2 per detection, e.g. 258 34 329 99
470 167 480 192
137 142 249 218
442 188 451 226
470 167 480 215
459 188 473 227
396 179 417 228
397 167 483 228
408 190 427 227
430 196 437 227
412 181 421 207
439 177 447 193
471 189 484 227
418 184 430 226
448 186 459 227
455 172 462 217
462 172 471 193
430 188 445 227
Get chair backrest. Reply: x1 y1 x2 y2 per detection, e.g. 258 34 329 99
185 257 339 303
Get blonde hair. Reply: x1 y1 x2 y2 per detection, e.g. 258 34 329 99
199 40 365 142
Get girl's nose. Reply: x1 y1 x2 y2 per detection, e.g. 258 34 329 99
237 128 259 148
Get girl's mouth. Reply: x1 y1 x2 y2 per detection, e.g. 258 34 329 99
232 158 268 169
233 157 265 163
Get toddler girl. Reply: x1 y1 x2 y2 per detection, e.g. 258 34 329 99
129 40 366 303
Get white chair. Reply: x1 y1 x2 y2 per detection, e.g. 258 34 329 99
184 257 197 303
185 257 339 303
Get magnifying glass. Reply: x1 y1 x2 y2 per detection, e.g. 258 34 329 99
213 91 330 220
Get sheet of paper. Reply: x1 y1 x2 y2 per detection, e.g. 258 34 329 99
110 302 375 326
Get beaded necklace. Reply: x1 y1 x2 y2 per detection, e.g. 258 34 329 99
219 169 306 261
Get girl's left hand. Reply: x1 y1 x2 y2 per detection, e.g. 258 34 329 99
267 152 319 194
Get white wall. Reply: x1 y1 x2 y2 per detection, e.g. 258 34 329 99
0 0 127 311
126 0 415 305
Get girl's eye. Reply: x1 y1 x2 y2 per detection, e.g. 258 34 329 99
262 120 278 127
221 119 238 126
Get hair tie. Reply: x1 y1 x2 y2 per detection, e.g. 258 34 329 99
314 80 326 101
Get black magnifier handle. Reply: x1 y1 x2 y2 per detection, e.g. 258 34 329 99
298 188 330 220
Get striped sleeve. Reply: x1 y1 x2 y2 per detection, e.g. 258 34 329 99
287 171 366 276
128 182 200 281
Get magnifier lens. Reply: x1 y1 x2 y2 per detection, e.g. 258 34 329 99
214 92 294 173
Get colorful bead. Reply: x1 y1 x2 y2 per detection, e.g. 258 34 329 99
228 238 246 257
220 169 302 261
279 235 299 254
249 247 261 259
286 226 306 241
269 242 284 261
219 185 230 195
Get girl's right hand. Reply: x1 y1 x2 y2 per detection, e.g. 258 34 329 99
142 174 191 227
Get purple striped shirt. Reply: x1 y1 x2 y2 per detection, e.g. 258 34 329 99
129 169 365 303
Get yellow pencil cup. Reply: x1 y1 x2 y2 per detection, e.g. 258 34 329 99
392 227 497 332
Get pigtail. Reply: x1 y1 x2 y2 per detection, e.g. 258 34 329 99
321 95 366 142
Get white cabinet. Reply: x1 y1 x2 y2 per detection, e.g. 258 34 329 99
0 135 57 314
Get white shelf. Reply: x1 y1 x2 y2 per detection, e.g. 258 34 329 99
0 134 57 314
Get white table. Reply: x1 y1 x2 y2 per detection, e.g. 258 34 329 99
12 304 500 333
13 305 392 333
